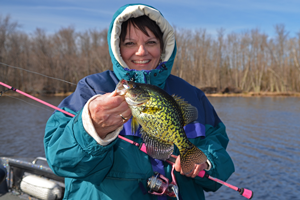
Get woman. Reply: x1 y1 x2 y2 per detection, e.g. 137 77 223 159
44 3 234 200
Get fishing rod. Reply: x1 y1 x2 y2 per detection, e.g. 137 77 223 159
0 81 253 199
124 137 253 199
0 82 75 117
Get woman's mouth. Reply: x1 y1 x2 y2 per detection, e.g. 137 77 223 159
132 60 150 64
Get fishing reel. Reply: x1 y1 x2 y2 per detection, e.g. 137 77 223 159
147 172 179 200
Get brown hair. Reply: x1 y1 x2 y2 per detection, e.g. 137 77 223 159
120 15 164 51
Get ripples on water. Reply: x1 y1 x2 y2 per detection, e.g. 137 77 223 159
0 96 64 158
206 97 300 200
1 95 300 199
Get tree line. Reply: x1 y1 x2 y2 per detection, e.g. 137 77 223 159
1 15 300 95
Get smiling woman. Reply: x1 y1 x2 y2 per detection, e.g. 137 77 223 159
120 16 163 71
43 3 234 200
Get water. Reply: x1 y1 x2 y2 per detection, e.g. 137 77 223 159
0 96 64 158
1 95 300 199
205 97 300 200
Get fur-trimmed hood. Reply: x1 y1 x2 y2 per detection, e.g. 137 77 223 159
107 3 177 88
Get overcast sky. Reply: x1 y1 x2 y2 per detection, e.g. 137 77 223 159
1 0 300 37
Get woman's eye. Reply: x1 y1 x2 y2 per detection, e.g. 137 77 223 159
124 42 134 46
147 41 156 45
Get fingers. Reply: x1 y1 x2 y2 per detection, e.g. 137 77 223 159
174 155 206 178
109 91 132 123
88 91 132 138
174 155 182 173
102 92 126 109
186 163 206 178
174 155 193 176
191 164 201 178
91 91 127 113
119 107 131 123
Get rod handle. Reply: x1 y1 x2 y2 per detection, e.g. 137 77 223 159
239 188 254 199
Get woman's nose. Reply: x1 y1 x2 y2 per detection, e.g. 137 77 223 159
136 44 148 56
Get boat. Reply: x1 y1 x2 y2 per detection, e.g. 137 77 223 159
0 156 64 200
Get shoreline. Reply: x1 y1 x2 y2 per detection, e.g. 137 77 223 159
205 92 300 97
2 91 300 97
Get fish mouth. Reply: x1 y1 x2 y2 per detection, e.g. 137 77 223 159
116 79 149 106
125 96 146 106
116 79 130 95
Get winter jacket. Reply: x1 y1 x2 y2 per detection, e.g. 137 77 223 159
44 3 234 200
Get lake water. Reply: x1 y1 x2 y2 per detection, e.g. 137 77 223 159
206 96 300 200
0 95 300 200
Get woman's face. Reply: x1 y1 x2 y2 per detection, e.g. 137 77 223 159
120 23 161 71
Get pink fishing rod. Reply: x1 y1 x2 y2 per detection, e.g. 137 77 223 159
0 82 75 117
139 145 253 199
0 81 253 199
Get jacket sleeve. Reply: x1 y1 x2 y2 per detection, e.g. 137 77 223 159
44 78 116 185
193 95 235 192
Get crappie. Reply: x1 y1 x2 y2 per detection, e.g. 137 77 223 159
116 79 207 174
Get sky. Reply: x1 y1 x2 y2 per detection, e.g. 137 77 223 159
1 0 300 38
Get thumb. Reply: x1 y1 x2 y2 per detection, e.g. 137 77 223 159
174 155 181 172
109 90 118 97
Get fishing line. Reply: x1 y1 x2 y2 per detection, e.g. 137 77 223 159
0 62 108 94
2 95 54 112
0 62 77 86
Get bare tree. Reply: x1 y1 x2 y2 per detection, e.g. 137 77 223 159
1 15 300 94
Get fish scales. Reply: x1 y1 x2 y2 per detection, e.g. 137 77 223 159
146 92 182 142
116 79 207 174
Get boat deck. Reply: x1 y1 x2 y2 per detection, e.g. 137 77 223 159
0 193 22 200
1 157 64 200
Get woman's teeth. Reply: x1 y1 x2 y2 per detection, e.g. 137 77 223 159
133 60 150 64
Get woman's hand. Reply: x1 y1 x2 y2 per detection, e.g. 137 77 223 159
88 90 132 139
174 155 208 178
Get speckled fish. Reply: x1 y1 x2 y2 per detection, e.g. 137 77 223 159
116 79 207 174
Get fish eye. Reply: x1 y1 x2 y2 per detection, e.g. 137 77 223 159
132 84 137 88
123 84 130 89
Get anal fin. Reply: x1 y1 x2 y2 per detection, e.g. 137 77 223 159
141 130 174 160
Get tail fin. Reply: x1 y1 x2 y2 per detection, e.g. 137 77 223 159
180 146 207 175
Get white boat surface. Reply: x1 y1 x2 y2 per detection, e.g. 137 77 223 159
0 156 64 200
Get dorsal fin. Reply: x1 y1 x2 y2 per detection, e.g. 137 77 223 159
172 95 198 126
141 129 174 160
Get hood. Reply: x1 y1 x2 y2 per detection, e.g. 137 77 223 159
107 3 177 89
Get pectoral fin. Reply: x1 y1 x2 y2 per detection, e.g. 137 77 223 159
131 117 140 135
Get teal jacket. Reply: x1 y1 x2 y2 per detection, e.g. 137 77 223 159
44 4 234 200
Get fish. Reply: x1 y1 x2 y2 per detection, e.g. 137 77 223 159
116 79 207 174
